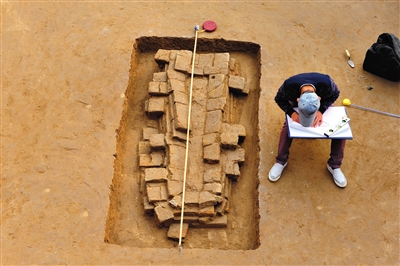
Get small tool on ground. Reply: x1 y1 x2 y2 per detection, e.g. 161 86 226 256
345 50 355 68
342 98 400 118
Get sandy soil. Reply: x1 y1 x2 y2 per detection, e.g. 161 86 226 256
2 1 399 265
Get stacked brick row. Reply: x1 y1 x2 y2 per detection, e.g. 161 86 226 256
138 49 248 241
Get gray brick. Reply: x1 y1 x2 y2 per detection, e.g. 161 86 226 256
199 206 215 217
148 81 168 96
204 182 222 195
202 133 219 147
175 50 193 74
144 167 168 183
145 97 165 115
168 79 186 93
203 143 220 164
173 102 188 131
203 65 220 75
138 141 151 154
199 190 217 208
167 179 183 197
146 182 168 202
224 161 240 179
154 49 170 64
220 132 238 149
206 97 226 111
149 133 166 150
143 196 155 214
143 127 159 140
153 72 167 82
204 110 222 134
184 191 199 207
172 90 188 105
168 145 186 170
154 202 174 226
167 223 189 241
214 53 230 75
228 75 245 91
225 148 245 164
203 164 223 183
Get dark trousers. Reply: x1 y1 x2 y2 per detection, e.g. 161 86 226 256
275 121 346 169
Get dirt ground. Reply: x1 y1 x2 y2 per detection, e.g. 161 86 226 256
1 1 399 265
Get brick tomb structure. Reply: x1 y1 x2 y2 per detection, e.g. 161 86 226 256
138 49 248 241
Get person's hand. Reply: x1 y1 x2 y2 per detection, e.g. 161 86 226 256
291 112 300 123
312 111 323 127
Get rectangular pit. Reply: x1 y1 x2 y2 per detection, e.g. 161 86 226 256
105 37 261 250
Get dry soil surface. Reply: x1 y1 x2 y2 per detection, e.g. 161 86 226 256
2 1 399 265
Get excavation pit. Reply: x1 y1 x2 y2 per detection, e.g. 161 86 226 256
105 36 261 250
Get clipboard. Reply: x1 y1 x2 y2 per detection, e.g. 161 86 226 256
286 106 353 139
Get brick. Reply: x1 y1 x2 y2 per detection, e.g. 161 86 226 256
173 102 188 131
206 97 226 111
228 75 245 91
139 151 164 167
145 97 165 115
167 179 183 197
208 74 227 99
169 195 181 208
199 190 217 208
167 223 189 241
146 182 168 202
214 53 230 75
172 90 188 105
204 110 222 134
193 53 214 75
143 196 155 214
225 148 245 164
149 133 166 150
154 49 170 64
174 206 199 217
204 182 222 195
229 57 237 72
173 216 199 223
204 214 228 228
144 167 168 183
143 127 159 140
202 133 219 147
203 65 220 75
168 79 186 93
148 81 168 96
168 145 186 170
154 202 174 226
174 50 193 74
230 123 246 139
220 132 238 149
223 177 231 199
203 164 223 183
203 143 220 164
138 141 151 154
225 161 240 179
199 206 215 217
215 198 228 215
167 70 187 82
184 191 199 207
153 72 167 82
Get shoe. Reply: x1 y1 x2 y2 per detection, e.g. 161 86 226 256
327 165 347 188
268 162 288 182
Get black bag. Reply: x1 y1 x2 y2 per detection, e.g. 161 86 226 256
363 33 400 82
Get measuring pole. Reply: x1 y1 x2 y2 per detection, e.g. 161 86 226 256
178 25 204 252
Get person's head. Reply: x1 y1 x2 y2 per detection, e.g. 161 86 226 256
297 84 320 127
